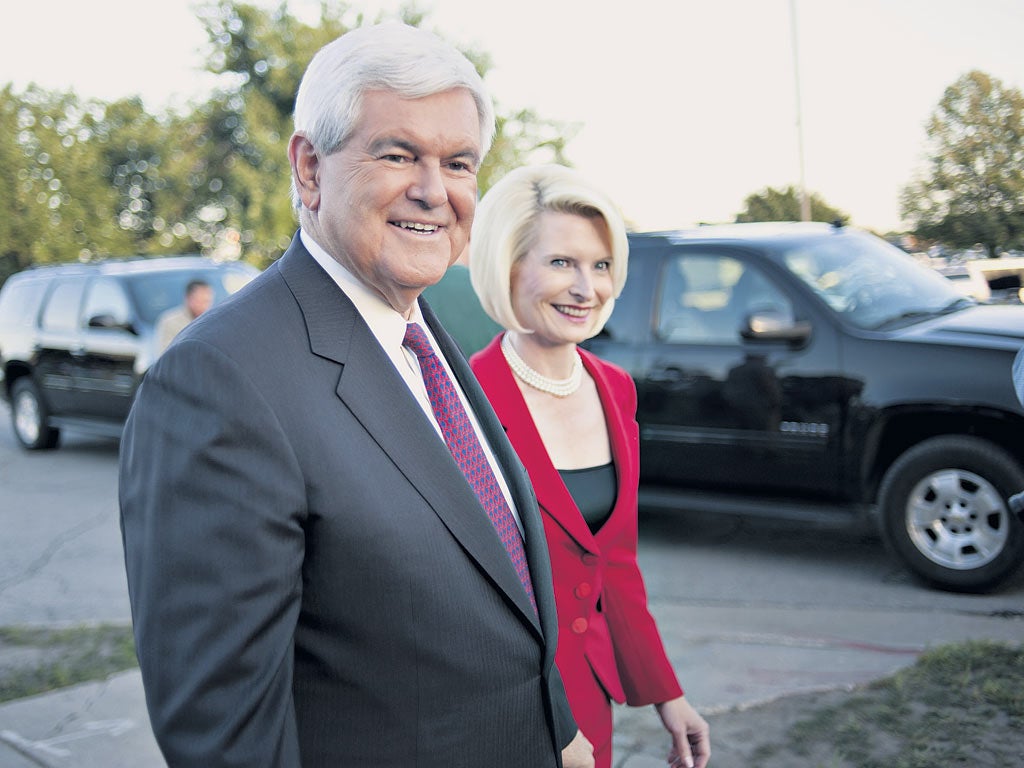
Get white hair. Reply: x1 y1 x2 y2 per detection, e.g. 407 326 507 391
291 23 495 207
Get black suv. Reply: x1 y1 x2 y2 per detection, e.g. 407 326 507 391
584 222 1024 591
0 256 258 450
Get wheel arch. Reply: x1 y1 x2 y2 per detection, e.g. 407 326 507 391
861 406 1024 504
2 361 34 401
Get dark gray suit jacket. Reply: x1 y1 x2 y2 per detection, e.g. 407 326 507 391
119 233 576 767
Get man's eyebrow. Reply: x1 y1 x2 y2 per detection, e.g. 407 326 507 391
367 137 418 156
449 148 481 166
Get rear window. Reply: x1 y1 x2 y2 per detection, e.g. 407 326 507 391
0 278 50 328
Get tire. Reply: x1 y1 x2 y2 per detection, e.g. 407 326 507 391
10 377 60 450
879 435 1024 592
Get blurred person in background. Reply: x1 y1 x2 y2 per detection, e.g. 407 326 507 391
469 164 710 768
155 278 213 353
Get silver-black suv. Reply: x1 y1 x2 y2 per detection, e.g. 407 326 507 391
584 222 1024 591
0 256 258 450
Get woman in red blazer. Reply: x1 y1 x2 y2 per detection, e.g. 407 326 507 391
467 165 710 768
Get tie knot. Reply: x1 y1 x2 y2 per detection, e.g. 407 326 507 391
403 322 434 360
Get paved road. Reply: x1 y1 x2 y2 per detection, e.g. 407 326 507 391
634 505 1024 699
0 419 127 627
1 400 1022 766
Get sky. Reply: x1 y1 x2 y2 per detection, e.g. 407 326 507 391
2 0 1022 234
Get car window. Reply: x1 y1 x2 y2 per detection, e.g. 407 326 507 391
82 278 132 328
124 267 254 325
657 253 792 344
40 278 88 333
0 279 50 328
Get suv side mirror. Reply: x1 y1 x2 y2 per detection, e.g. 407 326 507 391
87 314 136 334
741 310 811 345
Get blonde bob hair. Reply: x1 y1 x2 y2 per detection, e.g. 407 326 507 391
470 164 629 337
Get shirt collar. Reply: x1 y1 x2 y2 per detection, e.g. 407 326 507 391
300 229 424 353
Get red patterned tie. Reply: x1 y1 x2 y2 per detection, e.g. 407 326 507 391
403 322 537 615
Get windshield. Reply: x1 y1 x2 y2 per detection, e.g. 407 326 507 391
781 231 971 329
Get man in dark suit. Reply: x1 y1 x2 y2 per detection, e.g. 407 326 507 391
119 22 592 768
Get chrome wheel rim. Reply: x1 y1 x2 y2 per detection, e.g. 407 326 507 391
905 469 1009 570
13 389 41 445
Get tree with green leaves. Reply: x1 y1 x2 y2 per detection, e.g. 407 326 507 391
189 1 354 266
901 70 1024 257
0 85 41 282
0 87 149 271
734 185 848 224
0 1 575 279
193 0 575 267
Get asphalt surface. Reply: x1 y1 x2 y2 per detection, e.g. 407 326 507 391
3 594 1023 767
1 421 1023 767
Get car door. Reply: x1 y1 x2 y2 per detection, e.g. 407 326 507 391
74 276 140 422
635 245 844 496
33 277 88 416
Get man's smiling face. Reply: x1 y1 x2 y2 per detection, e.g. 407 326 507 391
293 87 482 314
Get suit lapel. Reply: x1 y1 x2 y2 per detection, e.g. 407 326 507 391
482 343 634 553
580 349 637 544
480 343 598 552
278 239 542 634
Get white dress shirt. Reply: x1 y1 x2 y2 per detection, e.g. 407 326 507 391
301 231 522 529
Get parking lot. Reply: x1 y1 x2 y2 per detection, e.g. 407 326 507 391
1 401 1022 766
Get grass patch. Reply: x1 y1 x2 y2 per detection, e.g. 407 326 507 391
779 640 1024 768
2 628 1021 768
0 623 138 703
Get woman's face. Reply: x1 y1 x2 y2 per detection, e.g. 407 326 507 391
510 210 614 347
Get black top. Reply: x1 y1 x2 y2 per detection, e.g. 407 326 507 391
558 462 617 534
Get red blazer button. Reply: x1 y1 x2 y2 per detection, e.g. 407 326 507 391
574 582 592 598
571 617 588 634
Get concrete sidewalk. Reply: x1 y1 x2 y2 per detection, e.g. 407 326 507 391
2 600 1021 768
0 669 153 768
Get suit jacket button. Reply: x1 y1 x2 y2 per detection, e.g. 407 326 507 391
571 617 588 634
574 582 592 599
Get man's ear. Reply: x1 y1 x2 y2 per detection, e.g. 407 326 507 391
288 133 321 211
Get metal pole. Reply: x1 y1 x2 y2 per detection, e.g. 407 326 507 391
790 0 811 221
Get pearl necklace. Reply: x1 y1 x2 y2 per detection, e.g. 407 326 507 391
501 334 583 397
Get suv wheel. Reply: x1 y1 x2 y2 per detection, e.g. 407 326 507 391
11 378 60 450
879 436 1024 592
